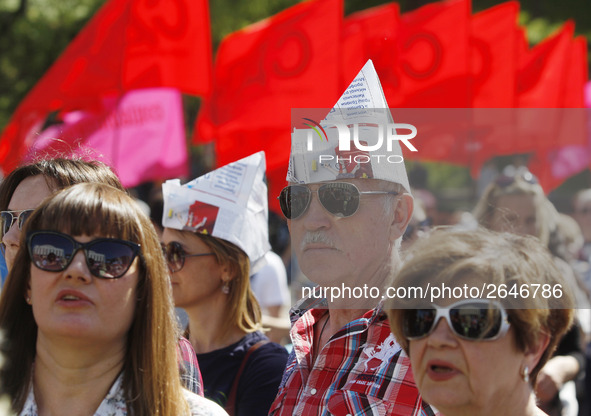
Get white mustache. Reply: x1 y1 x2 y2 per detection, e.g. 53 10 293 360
301 232 335 250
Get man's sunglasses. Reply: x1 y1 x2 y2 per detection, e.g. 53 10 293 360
278 182 399 220
27 231 140 279
161 241 214 273
402 299 511 341
1 209 34 237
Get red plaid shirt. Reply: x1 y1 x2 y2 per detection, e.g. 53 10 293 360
269 298 437 416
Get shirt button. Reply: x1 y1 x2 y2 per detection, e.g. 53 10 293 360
310 388 317 395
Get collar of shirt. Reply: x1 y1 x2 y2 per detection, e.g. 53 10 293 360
20 373 126 416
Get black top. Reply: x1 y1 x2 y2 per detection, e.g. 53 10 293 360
197 331 289 416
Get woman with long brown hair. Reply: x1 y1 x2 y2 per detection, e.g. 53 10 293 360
0 182 225 415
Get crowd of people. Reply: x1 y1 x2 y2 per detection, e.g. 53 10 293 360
0 67 588 416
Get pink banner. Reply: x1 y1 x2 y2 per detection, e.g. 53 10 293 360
29 88 188 188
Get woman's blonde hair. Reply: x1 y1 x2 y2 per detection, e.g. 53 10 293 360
195 233 262 337
387 227 574 386
0 183 189 415
473 173 553 246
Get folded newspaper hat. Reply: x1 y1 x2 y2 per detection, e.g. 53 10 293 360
162 151 270 274
287 60 411 192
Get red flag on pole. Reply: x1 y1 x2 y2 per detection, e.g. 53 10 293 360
517 22 574 108
390 0 471 108
342 3 400 102
528 37 589 191
0 0 211 173
194 0 343 211
470 2 519 107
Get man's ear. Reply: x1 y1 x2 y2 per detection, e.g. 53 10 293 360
390 194 414 243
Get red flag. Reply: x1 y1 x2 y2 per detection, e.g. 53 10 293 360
0 0 211 173
470 2 519 107
342 3 400 102
528 38 589 191
390 0 471 108
194 0 343 212
517 22 574 108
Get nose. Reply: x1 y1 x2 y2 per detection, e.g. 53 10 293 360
301 190 332 231
2 220 22 269
63 250 92 283
426 318 459 348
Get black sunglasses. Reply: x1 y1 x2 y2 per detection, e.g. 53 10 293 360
1 209 34 237
278 182 399 220
161 241 214 273
402 299 510 341
27 231 140 279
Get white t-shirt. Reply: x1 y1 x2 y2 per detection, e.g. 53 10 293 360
250 251 290 311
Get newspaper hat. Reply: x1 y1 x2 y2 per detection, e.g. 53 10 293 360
287 60 411 192
162 151 270 274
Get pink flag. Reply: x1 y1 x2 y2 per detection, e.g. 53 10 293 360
30 88 188 187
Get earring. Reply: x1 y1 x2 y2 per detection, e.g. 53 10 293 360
521 365 529 383
222 281 230 295
26 296 31 304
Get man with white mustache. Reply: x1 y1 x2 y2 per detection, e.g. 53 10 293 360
269 61 436 415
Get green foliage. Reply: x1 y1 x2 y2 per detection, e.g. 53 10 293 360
0 0 103 128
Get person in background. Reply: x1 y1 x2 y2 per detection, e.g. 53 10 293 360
0 157 203 396
387 228 574 416
161 152 288 416
473 169 587 416
0 158 124 272
0 183 226 415
401 192 430 252
250 250 291 344
573 189 591 265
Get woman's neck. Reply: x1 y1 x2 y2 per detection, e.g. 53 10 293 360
185 303 246 354
32 334 125 416
438 391 543 416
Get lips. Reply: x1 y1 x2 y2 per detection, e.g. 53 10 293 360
426 360 460 381
55 289 92 305
302 243 336 251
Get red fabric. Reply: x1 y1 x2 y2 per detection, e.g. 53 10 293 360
470 2 519 108
194 0 343 213
529 37 589 192
390 0 471 108
342 3 400 103
0 0 211 173
516 22 574 108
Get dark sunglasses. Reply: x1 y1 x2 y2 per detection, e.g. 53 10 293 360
402 299 510 341
27 231 140 279
161 241 214 273
278 182 399 220
1 209 34 237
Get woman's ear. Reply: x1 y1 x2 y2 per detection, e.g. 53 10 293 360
390 194 414 244
524 331 551 370
220 262 233 283
25 283 32 305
